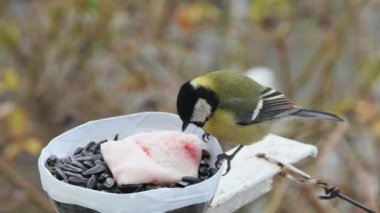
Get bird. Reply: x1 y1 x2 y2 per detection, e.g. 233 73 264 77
176 70 343 174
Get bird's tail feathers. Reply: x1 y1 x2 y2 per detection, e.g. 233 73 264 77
290 108 343 122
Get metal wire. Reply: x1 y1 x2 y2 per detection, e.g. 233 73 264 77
257 153 376 213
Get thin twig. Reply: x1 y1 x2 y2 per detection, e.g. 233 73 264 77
313 122 349 172
338 140 379 211
291 0 368 93
273 32 292 97
297 184 339 213
265 180 288 213
0 158 55 212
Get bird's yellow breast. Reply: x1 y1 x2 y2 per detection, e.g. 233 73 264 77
203 109 271 145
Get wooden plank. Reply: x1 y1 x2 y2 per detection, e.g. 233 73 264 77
208 134 317 213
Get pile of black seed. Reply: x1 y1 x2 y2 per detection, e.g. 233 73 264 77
45 134 218 193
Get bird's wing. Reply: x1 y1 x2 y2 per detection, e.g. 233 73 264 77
233 87 298 125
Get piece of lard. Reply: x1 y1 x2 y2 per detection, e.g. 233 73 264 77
101 131 202 185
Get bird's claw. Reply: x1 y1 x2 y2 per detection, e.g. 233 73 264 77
202 133 210 143
215 153 232 176
214 145 244 176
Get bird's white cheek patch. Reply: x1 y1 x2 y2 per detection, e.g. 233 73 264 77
191 98 211 123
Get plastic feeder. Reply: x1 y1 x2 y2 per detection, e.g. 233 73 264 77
38 112 223 213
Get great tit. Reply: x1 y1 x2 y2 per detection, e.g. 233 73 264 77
176 70 343 174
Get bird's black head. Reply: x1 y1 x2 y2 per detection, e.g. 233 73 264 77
176 81 219 131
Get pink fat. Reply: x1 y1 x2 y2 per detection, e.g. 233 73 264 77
100 131 202 185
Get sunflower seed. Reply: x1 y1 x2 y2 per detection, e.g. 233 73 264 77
199 165 209 175
46 155 58 164
114 134 119 141
68 177 89 185
96 183 104 190
83 160 95 168
56 158 64 164
98 172 110 181
56 168 68 181
92 154 103 160
145 184 160 191
111 187 122 193
201 149 210 159
89 143 98 153
74 147 84 155
175 181 189 188
104 177 115 188
64 171 83 178
93 143 101 153
83 164 105 175
77 153 102 162
55 161 64 168
208 168 218 176
87 175 97 189
198 175 208 181
200 162 210 168
94 159 103 165
63 157 72 164
71 160 87 170
98 140 107 144
181 176 200 184
104 164 111 173
45 161 55 173
61 164 83 173
79 151 91 157
119 184 140 193
75 156 93 161
84 141 96 152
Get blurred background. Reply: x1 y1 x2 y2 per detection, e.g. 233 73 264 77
0 0 379 212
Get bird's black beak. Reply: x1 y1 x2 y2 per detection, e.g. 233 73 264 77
182 122 190 132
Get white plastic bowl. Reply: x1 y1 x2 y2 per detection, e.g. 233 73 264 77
38 112 223 213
